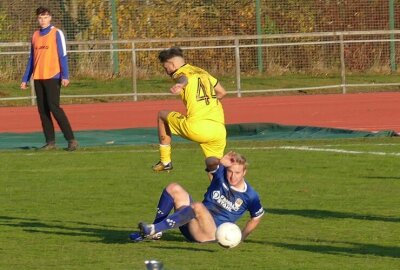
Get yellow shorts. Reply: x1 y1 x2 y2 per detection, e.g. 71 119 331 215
167 112 226 158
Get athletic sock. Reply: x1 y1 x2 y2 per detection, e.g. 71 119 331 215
159 144 171 165
154 206 195 233
153 188 174 224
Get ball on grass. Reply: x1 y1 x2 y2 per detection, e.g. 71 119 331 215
215 222 242 248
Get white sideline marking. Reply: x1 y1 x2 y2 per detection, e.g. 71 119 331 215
3 145 399 156
235 146 400 156
322 143 399 147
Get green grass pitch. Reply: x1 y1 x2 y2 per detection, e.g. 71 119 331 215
0 138 399 269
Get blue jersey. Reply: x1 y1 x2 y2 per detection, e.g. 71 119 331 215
202 165 265 226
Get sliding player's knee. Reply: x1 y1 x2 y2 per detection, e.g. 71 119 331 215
166 182 185 195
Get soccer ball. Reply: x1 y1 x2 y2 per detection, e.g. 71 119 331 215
215 222 242 248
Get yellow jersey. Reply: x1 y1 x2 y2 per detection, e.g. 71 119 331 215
172 64 225 124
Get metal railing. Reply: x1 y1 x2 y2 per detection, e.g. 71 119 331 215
1 30 400 105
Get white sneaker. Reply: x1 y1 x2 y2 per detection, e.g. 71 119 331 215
147 231 163 240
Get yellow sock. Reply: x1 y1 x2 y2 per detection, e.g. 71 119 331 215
159 144 171 164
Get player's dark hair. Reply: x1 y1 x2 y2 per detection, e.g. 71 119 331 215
158 47 184 63
36 6 51 16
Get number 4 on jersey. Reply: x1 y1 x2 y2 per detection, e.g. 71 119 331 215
196 78 216 105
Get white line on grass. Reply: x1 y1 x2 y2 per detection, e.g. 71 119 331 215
319 143 399 147
235 146 400 156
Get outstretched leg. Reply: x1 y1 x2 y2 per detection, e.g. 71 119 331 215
153 188 174 224
153 110 173 171
151 183 193 232
132 183 193 241
157 110 172 145
186 202 217 242
198 122 226 176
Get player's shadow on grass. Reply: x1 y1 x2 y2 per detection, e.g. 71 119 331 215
15 146 75 151
364 175 400 180
0 215 216 246
0 215 134 244
16 146 36 150
267 208 400 222
267 240 400 258
153 245 215 252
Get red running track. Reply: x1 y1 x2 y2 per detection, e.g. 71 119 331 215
1 92 399 134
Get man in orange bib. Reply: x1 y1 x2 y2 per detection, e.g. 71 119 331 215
21 6 78 151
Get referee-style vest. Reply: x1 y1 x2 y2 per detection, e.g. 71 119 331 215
32 27 60 80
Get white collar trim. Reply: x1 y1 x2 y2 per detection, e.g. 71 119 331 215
230 181 247 192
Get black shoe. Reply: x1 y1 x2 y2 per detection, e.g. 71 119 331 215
67 140 79 151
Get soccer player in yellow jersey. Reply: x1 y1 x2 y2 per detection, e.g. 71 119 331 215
153 47 227 173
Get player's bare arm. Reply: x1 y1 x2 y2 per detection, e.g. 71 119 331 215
214 82 227 99
170 83 184 95
170 76 188 95
241 216 262 241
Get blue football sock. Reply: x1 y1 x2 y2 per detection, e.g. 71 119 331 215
154 206 195 233
153 188 174 224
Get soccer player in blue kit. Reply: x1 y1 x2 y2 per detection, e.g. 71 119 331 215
130 151 264 243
